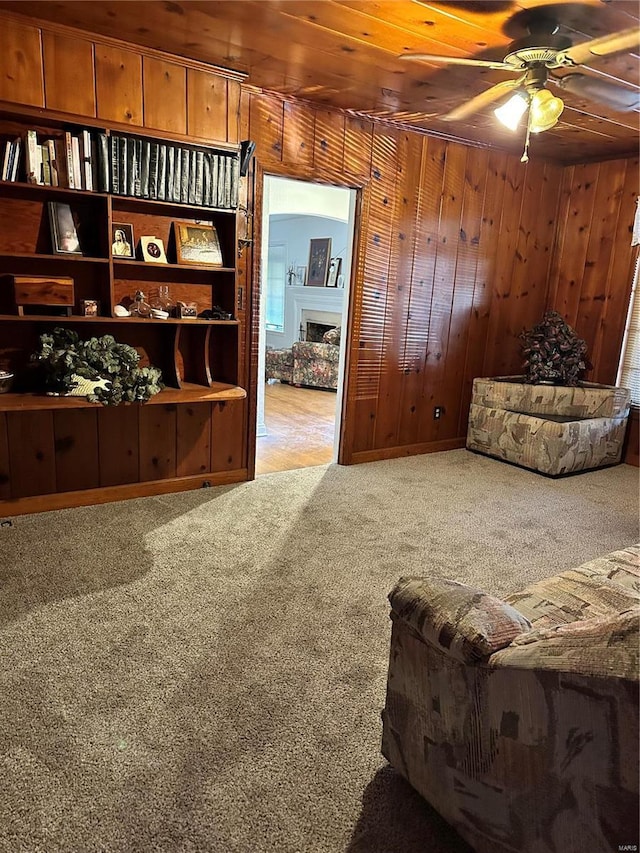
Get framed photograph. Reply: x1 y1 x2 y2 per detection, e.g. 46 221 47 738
111 223 135 259
326 257 342 288
307 237 332 287
48 202 81 255
295 265 307 286
174 221 223 267
140 236 167 264
80 299 99 317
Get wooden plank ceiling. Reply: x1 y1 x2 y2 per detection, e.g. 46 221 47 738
0 0 638 162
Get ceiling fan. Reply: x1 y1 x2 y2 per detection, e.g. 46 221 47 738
400 11 640 160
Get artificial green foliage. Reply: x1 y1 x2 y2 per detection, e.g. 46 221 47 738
519 310 591 386
32 327 164 405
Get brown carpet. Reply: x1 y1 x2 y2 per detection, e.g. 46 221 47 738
1 450 638 852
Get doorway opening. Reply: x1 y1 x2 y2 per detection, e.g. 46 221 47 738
256 176 357 475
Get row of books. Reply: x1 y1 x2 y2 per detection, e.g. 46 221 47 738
106 135 239 209
21 129 97 190
1 137 21 181
1 128 240 210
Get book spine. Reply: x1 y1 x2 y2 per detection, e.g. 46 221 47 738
211 153 220 207
64 131 75 189
40 143 51 185
202 153 211 207
231 154 240 208
26 129 42 185
157 144 167 201
171 146 181 203
110 136 120 195
119 137 128 196
9 138 21 182
148 141 159 199
46 139 58 186
140 139 150 198
97 133 109 192
71 135 82 189
55 138 69 188
194 150 204 206
180 147 190 204
188 148 197 204
82 129 93 192
223 155 232 208
165 145 175 202
126 137 137 196
2 140 12 181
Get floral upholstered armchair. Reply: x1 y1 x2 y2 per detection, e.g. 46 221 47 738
265 326 341 391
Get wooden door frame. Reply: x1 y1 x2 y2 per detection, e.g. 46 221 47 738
246 161 369 478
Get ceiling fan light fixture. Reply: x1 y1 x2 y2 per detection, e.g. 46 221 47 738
494 92 529 130
529 88 564 133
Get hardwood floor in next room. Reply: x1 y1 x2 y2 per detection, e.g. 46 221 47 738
256 382 338 475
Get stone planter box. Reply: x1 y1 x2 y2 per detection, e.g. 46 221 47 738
466 376 631 476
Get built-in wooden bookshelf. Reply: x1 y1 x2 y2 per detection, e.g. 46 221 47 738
0 103 249 512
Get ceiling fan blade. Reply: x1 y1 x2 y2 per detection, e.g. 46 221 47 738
557 27 640 67
556 72 640 112
399 53 513 70
442 77 525 121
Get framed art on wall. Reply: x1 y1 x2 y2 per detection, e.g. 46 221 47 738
307 237 332 287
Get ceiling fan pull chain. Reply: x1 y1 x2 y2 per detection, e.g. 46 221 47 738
521 111 532 163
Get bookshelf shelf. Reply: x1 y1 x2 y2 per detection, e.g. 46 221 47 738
0 252 109 263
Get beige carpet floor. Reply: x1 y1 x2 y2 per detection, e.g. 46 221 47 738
1 450 638 853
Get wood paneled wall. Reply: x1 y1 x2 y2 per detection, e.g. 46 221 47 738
547 157 639 385
1 11 637 476
244 91 571 463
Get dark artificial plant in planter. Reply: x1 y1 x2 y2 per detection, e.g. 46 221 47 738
32 327 164 405
519 311 591 386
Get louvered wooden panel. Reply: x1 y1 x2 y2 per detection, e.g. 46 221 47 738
373 131 422 450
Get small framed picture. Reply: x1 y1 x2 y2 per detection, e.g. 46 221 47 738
81 299 99 317
326 257 342 288
48 202 82 255
111 223 135 259
174 221 223 267
140 236 167 264
295 265 307 286
307 237 332 287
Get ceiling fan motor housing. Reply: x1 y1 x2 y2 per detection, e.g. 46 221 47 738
504 32 573 69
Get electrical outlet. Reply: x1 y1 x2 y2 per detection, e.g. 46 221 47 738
434 406 443 420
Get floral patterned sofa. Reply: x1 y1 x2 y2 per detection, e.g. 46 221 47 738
265 327 340 390
382 544 640 853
